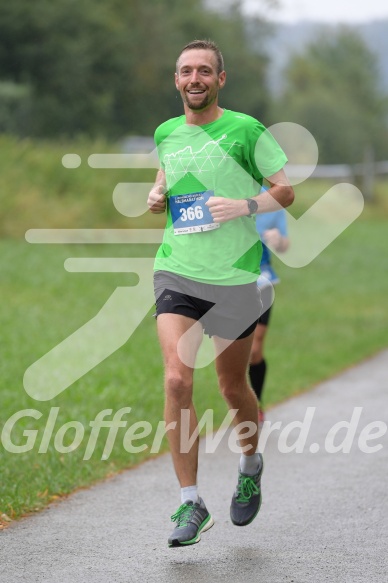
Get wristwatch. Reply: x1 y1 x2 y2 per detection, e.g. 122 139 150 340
246 198 258 216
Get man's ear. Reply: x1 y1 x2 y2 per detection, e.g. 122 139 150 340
175 72 179 90
219 71 226 89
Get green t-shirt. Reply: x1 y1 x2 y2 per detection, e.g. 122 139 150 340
153 109 287 285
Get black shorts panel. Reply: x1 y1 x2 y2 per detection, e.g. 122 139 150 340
154 271 261 340
155 288 214 321
258 305 272 326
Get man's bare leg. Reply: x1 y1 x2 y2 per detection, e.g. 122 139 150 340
214 333 264 526
157 313 203 487
214 333 259 454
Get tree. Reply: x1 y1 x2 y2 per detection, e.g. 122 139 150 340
0 0 128 136
0 0 273 139
271 28 388 164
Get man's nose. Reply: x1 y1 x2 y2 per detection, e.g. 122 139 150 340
189 70 200 84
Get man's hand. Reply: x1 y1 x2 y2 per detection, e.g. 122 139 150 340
263 228 290 252
205 197 247 223
263 228 282 249
147 184 166 214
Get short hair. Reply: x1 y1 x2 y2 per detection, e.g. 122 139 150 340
176 39 225 75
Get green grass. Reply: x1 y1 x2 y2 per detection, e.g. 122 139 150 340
0 134 165 237
1 135 387 526
263 177 388 404
0 242 223 523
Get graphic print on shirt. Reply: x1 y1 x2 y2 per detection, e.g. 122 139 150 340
163 134 241 183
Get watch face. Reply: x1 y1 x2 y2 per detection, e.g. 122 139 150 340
248 199 258 214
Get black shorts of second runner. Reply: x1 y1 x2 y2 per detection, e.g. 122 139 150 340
154 270 262 340
257 284 275 327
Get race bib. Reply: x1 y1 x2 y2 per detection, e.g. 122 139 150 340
169 190 220 235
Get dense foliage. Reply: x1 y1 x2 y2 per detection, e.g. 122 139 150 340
0 2 387 164
270 28 388 163
0 0 272 138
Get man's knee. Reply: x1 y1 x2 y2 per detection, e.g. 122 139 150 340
219 376 247 403
165 371 193 406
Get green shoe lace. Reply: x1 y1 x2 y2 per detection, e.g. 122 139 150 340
236 475 260 503
170 503 195 528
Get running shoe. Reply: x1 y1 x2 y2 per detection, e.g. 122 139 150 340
230 454 264 526
168 497 214 547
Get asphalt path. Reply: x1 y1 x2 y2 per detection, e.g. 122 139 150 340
1 350 387 583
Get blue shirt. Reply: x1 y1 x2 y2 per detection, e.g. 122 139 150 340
256 209 288 265
255 195 288 285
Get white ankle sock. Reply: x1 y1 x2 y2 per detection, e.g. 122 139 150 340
181 485 199 504
240 453 262 476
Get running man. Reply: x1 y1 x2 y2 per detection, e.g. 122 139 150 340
249 200 290 424
147 39 294 547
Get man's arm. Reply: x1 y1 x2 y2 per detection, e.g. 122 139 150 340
255 169 294 214
147 169 167 214
205 168 294 223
